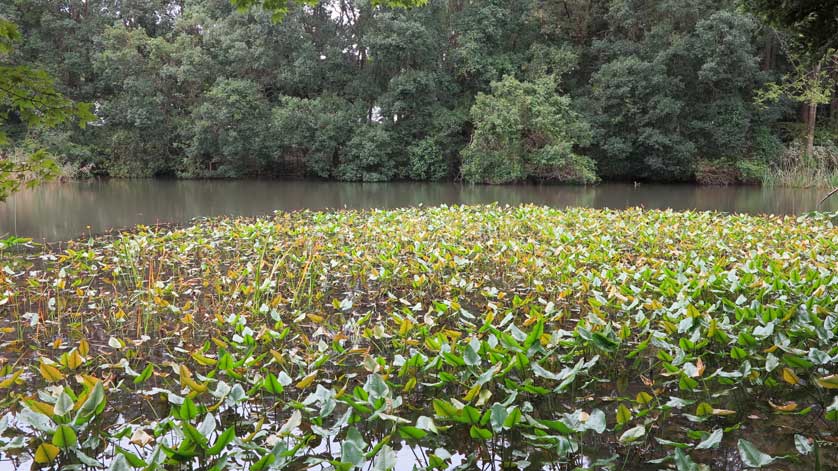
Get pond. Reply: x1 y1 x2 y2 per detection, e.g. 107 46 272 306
1 204 837 471
1 180 837 241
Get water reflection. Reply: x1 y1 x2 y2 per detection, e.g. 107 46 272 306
1 180 836 241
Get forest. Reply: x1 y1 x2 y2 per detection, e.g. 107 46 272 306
1 0 837 185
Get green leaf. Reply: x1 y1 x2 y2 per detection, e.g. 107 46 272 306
134 363 154 384
54 393 74 417
364 374 389 401
180 397 199 421
182 422 209 449
673 448 700 471
341 428 366 465
695 429 722 450
74 381 105 426
503 407 522 428
730 346 748 360
432 398 456 418
52 424 78 449
695 402 714 417
398 426 427 440
208 427 236 455
616 403 632 426
469 425 492 440
737 439 775 468
117 447 148 468
590 332 618 352
490 404 508 432
540 419 573 434
263 373 284 395
619 424 646 444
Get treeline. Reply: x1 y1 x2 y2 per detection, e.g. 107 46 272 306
0 0 834 183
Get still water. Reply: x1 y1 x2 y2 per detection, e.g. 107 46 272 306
1 179 836 241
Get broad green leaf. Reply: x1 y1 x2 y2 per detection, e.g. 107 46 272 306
619 425 646 444
695 429 722 450
52 425 78 448
134 363 154 384
398 426 427 440
616 403 632 425
737 439 775 468
74 381 105 426
469 425 492 440
208 427 236 455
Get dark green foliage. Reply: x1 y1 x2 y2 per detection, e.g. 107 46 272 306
743 0 838 56
184 79 274 177
408 138 449 181
588 56 693 180
0 0 818 183
0 18 92 199
337 125 399 182
461 75 595 184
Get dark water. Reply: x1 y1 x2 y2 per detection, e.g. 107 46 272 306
1 179 836 241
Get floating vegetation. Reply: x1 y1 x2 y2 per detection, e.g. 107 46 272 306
0 205 837 470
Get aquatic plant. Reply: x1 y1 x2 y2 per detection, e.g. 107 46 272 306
1 205 837 469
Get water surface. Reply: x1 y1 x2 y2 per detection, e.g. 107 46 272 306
1 180 836 241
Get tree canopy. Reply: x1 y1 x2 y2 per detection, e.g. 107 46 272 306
0 0 833 185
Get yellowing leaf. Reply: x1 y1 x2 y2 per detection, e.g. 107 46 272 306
27 400 55 417
0 369 23 389
769 401 798 412
463 383 481 402
295 372 317 389
635 392 653 405
179 364 207 393
782 368 799 385
78 339 90 357
62 350 83 370
695 357 705 377
39 360 65 383
816 375 838 389
190 352 217 367
34 443 60 464
270 349 284 364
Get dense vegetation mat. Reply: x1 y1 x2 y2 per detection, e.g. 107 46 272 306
1 205 837 470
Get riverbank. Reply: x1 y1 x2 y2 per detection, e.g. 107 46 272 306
1 205 836 469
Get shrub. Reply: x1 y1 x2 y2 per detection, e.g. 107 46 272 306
460 75 596 184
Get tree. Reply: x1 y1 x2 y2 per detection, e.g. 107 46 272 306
588 56 694 180
757 53 837 157
229 0 429 21
0 18 92 200
742 0 838 56
461 75 595 184
744 0 838 157
184 79 275 177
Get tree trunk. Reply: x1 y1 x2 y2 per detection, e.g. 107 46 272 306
807 101 817 157
806 63 822 158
